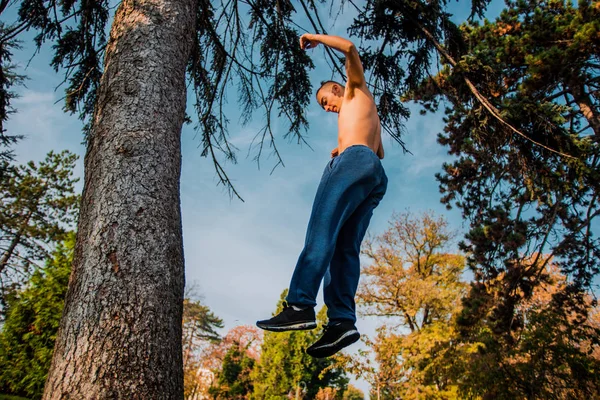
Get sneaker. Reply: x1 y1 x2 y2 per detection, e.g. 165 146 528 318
306 321 360 358
256 302 317 332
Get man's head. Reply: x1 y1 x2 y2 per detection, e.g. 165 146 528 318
316 80 345 113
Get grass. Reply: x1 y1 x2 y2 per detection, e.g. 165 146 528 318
0 394 30 400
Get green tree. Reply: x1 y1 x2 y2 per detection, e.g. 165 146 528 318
182 290 224 399
182 295 224 367
0 3 26 170
209 342 256 399
0 1 109 134
414 0 600 290
0 232 74 399
342 384 364 400
0 150 79 312
397 1 600 397
193 326 262 399
0 55 23 172
251 291 348 400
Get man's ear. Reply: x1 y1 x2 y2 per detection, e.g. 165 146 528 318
332 84 340 95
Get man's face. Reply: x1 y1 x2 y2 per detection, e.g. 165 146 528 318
318 84 344 113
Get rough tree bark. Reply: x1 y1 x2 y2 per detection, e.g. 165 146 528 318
43 0 196 398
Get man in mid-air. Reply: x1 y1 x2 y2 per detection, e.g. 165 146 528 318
257 33 388 358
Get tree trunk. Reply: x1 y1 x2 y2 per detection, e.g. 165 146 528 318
0 231 22 275
43 0 196 398
0 210 32 275
569 78 600 138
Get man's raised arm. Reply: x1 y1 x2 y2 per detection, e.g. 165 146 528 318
299 34 365 91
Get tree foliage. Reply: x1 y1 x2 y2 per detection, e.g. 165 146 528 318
342 211 600 398
338 328 402 400
182 296 224 365
208 341 256 399
358 211 466 332
1 0 110 130
0 232 74 400
0 150 79 312
182 291 225 399
400 1 600 395
0 16 24 170
315 387 338 399
416 0 600 286
453 261 600 399
188 325 262 399
341 211 465 399
342 384 364 400
251 290 348 399
202 325 263 371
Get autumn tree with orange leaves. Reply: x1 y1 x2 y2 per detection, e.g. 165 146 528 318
339 211 466 399
340 211 600 399
454 258 600 399
358 211 466 332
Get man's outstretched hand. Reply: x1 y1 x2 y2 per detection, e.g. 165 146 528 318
300 33 320 50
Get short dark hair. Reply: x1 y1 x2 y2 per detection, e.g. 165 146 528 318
315 80 343 106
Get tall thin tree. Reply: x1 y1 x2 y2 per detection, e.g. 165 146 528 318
42 1 197 397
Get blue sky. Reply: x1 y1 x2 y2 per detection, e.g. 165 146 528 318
5 0 506 395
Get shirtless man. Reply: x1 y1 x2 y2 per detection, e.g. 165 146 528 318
257 34 388 358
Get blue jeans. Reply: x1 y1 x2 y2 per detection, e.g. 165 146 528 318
286 145 388 323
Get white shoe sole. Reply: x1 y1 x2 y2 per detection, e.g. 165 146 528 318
257 321 317 332
311 329 359 350
307 330 360 358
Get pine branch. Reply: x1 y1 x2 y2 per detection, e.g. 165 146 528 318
417 21 576 160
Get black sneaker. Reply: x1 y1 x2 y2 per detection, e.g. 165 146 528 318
256 302 317 332
306 321 360 358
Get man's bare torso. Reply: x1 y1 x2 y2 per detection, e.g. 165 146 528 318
337 84 382 158
298 33 383 159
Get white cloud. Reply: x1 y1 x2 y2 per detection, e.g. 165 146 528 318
8 89 86 194
13 90 55 105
